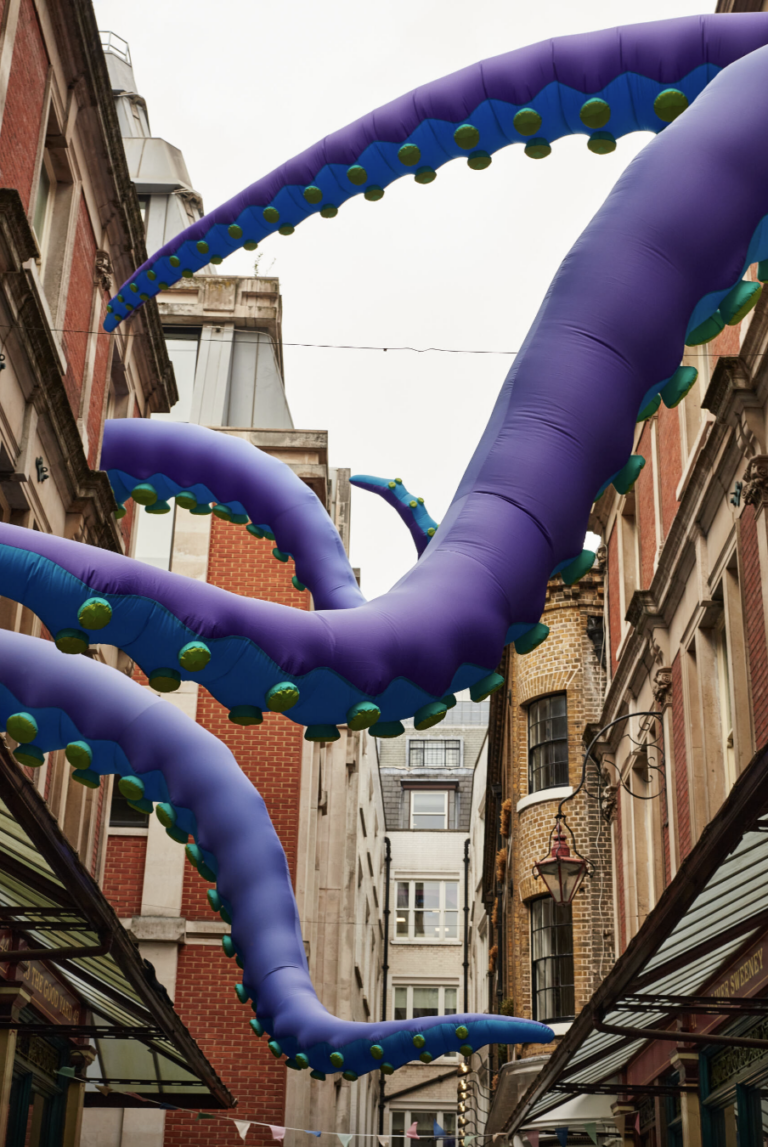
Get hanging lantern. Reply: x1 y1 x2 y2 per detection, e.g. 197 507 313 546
532 818 591 906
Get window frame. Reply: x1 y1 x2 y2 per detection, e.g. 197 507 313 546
32 151 57 264
410 789 448 830
395 878 460 943
527 692 569 795
530 896 575 1023
391 983 459 1060
407 737 463 769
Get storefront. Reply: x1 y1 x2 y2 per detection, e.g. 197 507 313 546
503 742 768 1147
0 741 234 1145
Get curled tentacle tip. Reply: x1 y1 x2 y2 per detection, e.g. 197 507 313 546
178 641 211 672
55 629 90 655
78 597 112 630
149 668 181 693
470 671 505 702
304 725 340 743
347 701 381 731
131 482 157 506
13 744 45 768
514 623 550 657
228 705 263 727
266 682 300 712
65 741 93 769
6 712 38 743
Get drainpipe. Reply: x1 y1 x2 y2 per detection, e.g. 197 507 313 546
379 836 391 1135
463 837 470 1013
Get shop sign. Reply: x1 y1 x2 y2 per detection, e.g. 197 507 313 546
710 1017 768 1090
710 941 767 1001
0 931 81 1025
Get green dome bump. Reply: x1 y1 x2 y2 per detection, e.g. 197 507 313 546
166 825 188 844
6 713 38 744
580 98 611 130
347 702 381 731
514 623 551 656
196 240 209 254
454 124 480 150
685 311 724 347
347 165 367 185
243 240 258 251
145 500 171 514
263 530 276 541
310 1070 326 1080
268 1040 282 1058
117 295 125 303
398 143 421 166
370 721 405 739
561 549 596 586
460 1043 474 1057
467 150 492 170
178 641 211 672
71 768 100 789
412 1034 425 1048
342 1070 358 1081
720 280 762 326
470 672 505 702
118 775 145 801
292 576 306 592
186 843 203 869
427 527 436 537
222 935 236 958
514 107 542 136
413 702 448 731
303 186 323 204
247 523 265 538
148 668 181 693
123 304 133 312
130 283 139 293
175 491 198 510
169 256 181 268
65 741 92 769
181 269 194 279
419 1052 433 1063
612 454 646 496
158 281 169 289
106 305 113 313
272 548 289 563
13 744 45 768
661 366 699 409
587 132 616 155
380 1063 394 1075
525 138 551 159
295 1053 309 1069
115 503 127 520
329 1051 344 1068
266 682 300 712
250 1018 264 1037
263 207 280 223
364 186 384 201
220 907 232 925
415 167 436 184
370 1044 384 1059
131 483 158 506
190 503 213 515
455 1025 469 1039
304 725 340 743
235 983 249 1004
206 888 222 912
319 205 338 219
55 629 90 655
228 224 243 239
209 258 222 266
654 88 688 123
155 802 176 829
212 503 232 521
139 293 149 302
409 500 417 508
127 797 153 815
637 394 661 422
278 224 295 235
759 260 768 283
228 706 263 726
147 270 157 281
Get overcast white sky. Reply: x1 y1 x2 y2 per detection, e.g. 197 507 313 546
95 0 708 599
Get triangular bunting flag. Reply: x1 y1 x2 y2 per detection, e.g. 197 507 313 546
526 1132 539 1147
555 1130 568 1147
513 1137 525 1147
269 1128 286 1143
406 1124 420 1141
464 1138 475 1146
434 1123 446 1141
585 1124 597 1145
235 1121 251 1141
338 1136 353 1147
379 1139 390 1147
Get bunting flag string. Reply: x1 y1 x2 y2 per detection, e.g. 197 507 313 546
269 1128 286 1143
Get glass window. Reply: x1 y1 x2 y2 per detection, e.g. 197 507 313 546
396 880 458 941
411 791 447 830
109 788 149 828
392 1111 456 1146
528 694 568 793
33 159 51 242
392 985 458 1025
408 739 462 768
531 898 574 1022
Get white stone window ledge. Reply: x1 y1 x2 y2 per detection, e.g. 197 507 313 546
547 1021 573 1037
516 786 573 814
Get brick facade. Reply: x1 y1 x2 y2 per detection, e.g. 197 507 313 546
102 835 147 918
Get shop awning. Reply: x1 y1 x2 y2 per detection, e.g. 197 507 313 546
0 740 235 1110
505 740 768 1134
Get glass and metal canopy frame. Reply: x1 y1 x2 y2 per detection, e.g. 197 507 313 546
507 739 768 1132
0 739 235 1110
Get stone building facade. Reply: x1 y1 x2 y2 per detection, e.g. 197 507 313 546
482 568 611 1136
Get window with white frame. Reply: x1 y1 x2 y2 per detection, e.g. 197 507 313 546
393 984 458 1022
392 1111 456 1144
32 152 56 260
396 880 459 941
410 790 448 830
408 739 462 768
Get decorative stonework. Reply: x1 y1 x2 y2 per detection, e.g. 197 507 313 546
743 455 768 510
94 250 113 293
652 667 672 706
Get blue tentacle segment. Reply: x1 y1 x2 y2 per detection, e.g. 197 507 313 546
350 474 438 556
0 629 550 1074
103 15 768 331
